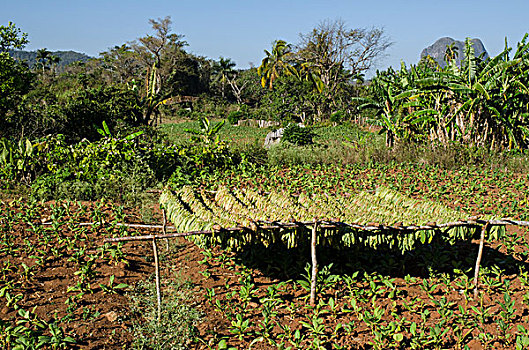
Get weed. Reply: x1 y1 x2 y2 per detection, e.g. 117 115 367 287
129 278 201 350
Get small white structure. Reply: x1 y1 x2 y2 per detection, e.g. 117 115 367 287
264 128 284 148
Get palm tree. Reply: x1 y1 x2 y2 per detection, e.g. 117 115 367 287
444 43 459 63
36 48 51 74
257 40 296 90
212 57 236 98
49 54 60 75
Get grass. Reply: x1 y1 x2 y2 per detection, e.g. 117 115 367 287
159 119 529 173
128 240 202 350
129 276 201 350
159 119 375 148
158 120 269 147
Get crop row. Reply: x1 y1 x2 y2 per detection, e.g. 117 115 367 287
0 198 137 348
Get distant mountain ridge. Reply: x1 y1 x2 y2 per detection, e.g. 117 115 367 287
8 50 92 67
420 37 489 68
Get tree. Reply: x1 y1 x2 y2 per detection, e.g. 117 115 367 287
130 16 209 125
36 48 51 74
358 35 529 150
135 16 186 68
226 75 248 105
296 19 392 109
229 68 264 107
211 57 251 104
257 40 296 90
256 20 392 122
0 23 33 133
299 19 392 77
100 44 142 84
262 74 320 123
444 42 459 69
0 21 28 52
133 16 188 91
212 57 236 98
49 54 61 75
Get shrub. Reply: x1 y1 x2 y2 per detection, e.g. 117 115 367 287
282 124 315 146
130 279 201 350
30 131 156 202
12 85 142 142
175 108 192 119
227 110 244 125
27 119 240 202
330 110 346 124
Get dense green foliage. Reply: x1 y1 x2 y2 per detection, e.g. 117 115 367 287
1 18 214 140
359 36 529 150
281 124 315 145
3 19 529 155
0 22 33 132
1 118 238 203
16 84 143 141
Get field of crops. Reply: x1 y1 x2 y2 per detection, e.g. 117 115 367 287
3 160 529 349
182 162 529 349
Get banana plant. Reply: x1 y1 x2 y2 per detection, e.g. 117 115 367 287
448 38 528 149
130 63 174 126
0 137 35 183
354 66 417 146
95 120 143 141
362 34 529 150
184 117 225 144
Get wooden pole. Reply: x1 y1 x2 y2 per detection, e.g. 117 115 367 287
152 238 162 323
473 223 489 298
310 220 318 307
51 218 529 237
162 208 169 250
103 230 213 243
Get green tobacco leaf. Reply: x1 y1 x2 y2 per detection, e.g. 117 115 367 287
161 185 489 252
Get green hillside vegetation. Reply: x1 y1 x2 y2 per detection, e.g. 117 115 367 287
9 49 91 68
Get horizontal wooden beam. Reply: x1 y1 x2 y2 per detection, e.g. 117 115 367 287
104 230 212 242
101 218 529 244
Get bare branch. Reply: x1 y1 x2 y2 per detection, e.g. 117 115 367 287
297 19 392 78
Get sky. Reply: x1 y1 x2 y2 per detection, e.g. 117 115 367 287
2 0 529 75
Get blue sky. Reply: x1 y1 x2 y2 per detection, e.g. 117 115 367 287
2 1 528 74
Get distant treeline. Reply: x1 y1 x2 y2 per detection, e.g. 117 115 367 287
8 49 91 67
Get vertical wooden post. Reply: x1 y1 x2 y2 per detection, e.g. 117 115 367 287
152 238 162 323
473 223 489 298
162 208 169 250
310 219 318 307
